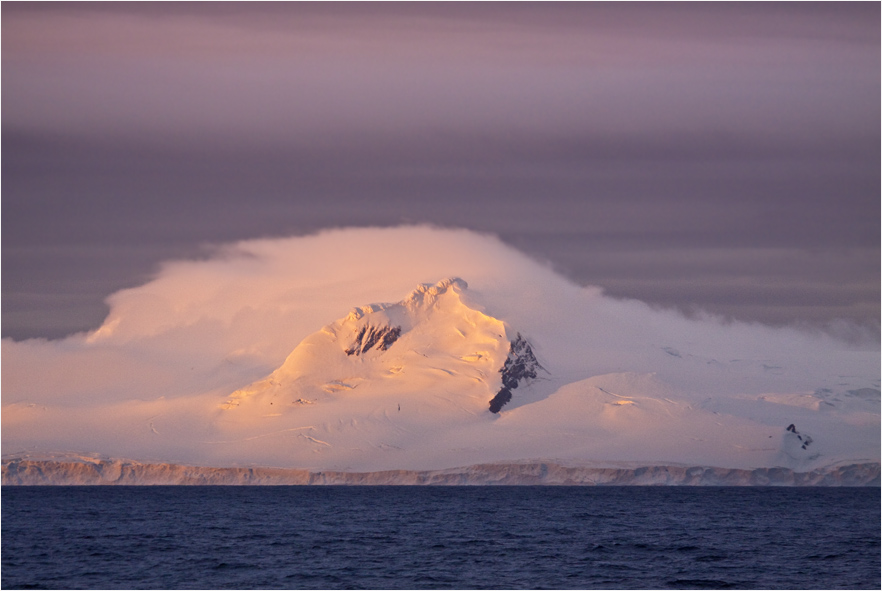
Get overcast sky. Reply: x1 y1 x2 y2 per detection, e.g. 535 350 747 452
2 2 879 340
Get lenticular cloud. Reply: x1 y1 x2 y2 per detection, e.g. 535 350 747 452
2 226 878 472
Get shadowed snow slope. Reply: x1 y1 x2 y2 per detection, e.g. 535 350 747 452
2 227 878 477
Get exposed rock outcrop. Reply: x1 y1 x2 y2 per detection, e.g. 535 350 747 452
786 424 813 451
489 333 544 413
344 325 402 356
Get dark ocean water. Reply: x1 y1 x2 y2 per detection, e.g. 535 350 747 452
2 486 879 590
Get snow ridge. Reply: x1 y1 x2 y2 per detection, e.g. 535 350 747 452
344 278 468 321
402 277 468 310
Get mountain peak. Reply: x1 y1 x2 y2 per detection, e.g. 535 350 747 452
345 278 468 321
402 277 468 309
220 277 545 419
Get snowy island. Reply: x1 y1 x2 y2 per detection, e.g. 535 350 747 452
3 228 878 485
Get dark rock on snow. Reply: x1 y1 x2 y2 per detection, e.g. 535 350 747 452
489 333 544 413
345 325 402 356
787 424 813 450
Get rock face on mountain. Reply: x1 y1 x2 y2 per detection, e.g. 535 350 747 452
345 325 402 356
489 334 545 413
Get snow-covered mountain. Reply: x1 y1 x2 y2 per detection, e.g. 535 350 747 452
207 278 560 469
220 278 543 419
221 278 525 415
196 277 878 474
2 228 878 482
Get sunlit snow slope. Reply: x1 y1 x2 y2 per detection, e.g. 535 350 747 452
210 278 557 470
2 227 878 476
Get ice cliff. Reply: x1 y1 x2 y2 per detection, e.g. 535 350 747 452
3 458 878 486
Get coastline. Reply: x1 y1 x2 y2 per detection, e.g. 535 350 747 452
3 458 878 486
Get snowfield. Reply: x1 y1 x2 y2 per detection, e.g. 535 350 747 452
2 227 878 483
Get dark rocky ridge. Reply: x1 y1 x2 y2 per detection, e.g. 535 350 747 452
345 325 401 356
3 459 878 486
489 333 544 413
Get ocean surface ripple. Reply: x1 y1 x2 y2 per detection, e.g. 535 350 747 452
2 486 879 589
